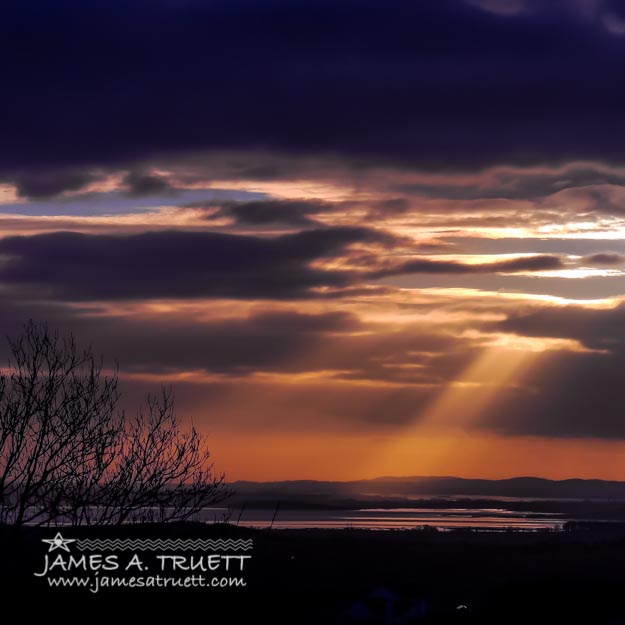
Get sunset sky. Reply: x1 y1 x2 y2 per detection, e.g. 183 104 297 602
4 0 625 480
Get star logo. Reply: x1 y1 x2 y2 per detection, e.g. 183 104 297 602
42 532 76 553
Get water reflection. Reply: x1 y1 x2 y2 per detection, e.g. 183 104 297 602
202 507 567 530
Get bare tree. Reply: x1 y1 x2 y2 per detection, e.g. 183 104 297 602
0 321 229 526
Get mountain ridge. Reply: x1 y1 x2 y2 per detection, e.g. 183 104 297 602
230 476 625 500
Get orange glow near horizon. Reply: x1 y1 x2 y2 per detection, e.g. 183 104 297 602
209 431 625 482
202 340 625 482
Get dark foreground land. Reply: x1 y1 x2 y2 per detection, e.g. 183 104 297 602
4 523 625 624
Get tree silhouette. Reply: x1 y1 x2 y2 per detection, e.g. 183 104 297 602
0 321 229 526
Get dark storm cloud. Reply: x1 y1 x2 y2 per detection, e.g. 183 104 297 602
400 168 625 201
91 309 367 376
205 199 328 227
0 228 394 300
12 171 98 199
3 0 625 173
478 349 625 439
96 315 469 382
582 252 625 265
123 171 175 197
0 298 471 385
372 254 564 278
0 228 567 301
496 303 625 350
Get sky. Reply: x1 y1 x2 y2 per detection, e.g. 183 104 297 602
4 0 625 480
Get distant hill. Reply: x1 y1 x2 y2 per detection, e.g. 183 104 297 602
230 476 625 502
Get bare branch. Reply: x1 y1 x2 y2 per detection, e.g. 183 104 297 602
0 321 230 526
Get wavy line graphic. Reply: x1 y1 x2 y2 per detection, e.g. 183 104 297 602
76 538 253 551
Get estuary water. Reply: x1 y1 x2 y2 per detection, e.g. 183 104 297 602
202 506 568 530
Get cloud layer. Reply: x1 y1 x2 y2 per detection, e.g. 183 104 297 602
3 1 625 477
3 0 625 180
